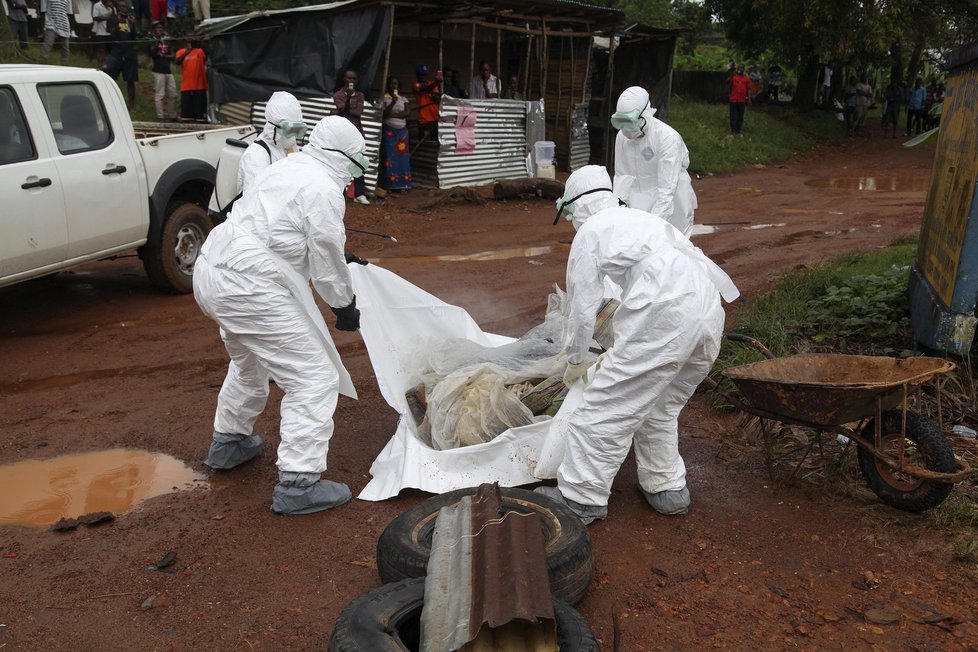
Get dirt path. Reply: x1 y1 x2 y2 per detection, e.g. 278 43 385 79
2 134 976 651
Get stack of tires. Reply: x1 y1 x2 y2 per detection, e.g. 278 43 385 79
329 487 600 651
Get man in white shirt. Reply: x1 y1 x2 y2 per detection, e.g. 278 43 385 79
468 61 499 100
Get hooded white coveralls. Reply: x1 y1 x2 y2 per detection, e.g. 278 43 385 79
194 116 361 475
557 181 738 509
237 91 304 193
613 86 697 238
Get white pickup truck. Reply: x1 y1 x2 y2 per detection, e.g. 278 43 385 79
0 65 252 293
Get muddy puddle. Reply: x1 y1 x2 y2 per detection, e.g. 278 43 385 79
372 244 566 264
806 176 929 191
0 449 206 529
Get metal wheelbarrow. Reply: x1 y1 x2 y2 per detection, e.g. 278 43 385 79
704 334 971 512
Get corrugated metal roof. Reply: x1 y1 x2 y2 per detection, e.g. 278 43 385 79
251 96 383 192
197 0 359 35
421 484 556 651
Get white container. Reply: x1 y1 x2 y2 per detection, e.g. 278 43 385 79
536 163 556 179
534 140 555 178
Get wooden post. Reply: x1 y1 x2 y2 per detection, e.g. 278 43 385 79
555 37 564 131
523 34 533 99
496 23 501 89
582 34 593 104
470 23 476 88
379 4 395 94
604 34 616 168
540 18 548 103
439 22 444 71
569 37 576 117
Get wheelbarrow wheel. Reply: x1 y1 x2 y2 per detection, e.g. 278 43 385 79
857 411 956 512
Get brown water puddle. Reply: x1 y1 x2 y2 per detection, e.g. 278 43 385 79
806 176 929 191
0 449 206 529
373 244 566 264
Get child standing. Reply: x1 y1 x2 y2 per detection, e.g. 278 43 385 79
150 21 177 121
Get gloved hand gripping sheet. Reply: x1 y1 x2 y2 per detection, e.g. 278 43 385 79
350 264 596 501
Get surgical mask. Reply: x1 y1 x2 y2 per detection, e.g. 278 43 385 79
553 187 613 225
610 105 648 138
274 120 308 143
324 148 370 178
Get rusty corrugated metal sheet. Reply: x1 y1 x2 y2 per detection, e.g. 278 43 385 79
421 484 556 652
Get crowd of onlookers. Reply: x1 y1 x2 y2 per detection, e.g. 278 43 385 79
721 59 945 139
333 60 528 198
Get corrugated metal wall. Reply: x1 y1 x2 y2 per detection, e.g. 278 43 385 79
569 102 590 171
221 95 588 190
250 97 383 192
412 97 531 189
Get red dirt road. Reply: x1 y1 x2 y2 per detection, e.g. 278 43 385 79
2 134 976 651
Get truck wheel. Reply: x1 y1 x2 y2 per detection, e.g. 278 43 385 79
328 577 599 652
857 411 956 512
144 203 211 294
376 487 593 605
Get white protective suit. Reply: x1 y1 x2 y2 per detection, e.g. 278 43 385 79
194 115 363 476
236 91 304 193
556 165 739 510
613 86 697 238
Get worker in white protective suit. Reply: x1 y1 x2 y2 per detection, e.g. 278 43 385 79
611 86 697 238
237 91 307 193
536 165 739 523
193 115 371 515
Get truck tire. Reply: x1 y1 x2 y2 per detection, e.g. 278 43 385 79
857 410 956 512
328 577 599 652
376 487 593 605
143 202 211 294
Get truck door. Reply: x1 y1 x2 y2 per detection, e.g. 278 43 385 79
35 81 145 259
0 85 67 282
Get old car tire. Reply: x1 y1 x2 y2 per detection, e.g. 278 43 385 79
143 202 211 294
376 487 593 605
857 410 956 512
328 577 599 652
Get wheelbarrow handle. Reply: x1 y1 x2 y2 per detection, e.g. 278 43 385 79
726 333 776 360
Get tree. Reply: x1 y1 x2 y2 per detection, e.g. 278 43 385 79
707 0 978 109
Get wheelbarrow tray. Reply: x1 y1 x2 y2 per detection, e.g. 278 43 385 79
722 354 955 428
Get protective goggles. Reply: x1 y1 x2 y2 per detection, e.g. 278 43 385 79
610 106 648 133
273 120 308 140
553 187 613 225
324 148 371 178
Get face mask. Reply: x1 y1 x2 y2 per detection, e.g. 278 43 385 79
553 187 613 225
274 120 308 142
611 104 649 138
324 148 370 178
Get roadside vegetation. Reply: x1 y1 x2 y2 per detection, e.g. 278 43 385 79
670 96 842 175
710 237 978 560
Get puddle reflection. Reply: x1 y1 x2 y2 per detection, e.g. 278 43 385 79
806 177 929 191
0 449 205 529
373 244 566 264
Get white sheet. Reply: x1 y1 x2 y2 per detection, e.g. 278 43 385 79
351 264 584 501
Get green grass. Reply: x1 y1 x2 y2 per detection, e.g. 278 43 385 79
669 95 842 175
713 239 919 377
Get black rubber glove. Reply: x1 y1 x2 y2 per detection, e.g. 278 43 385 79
330 296 360 332
345 252 368 265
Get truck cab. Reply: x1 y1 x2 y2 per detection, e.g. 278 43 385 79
0 65 251 293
